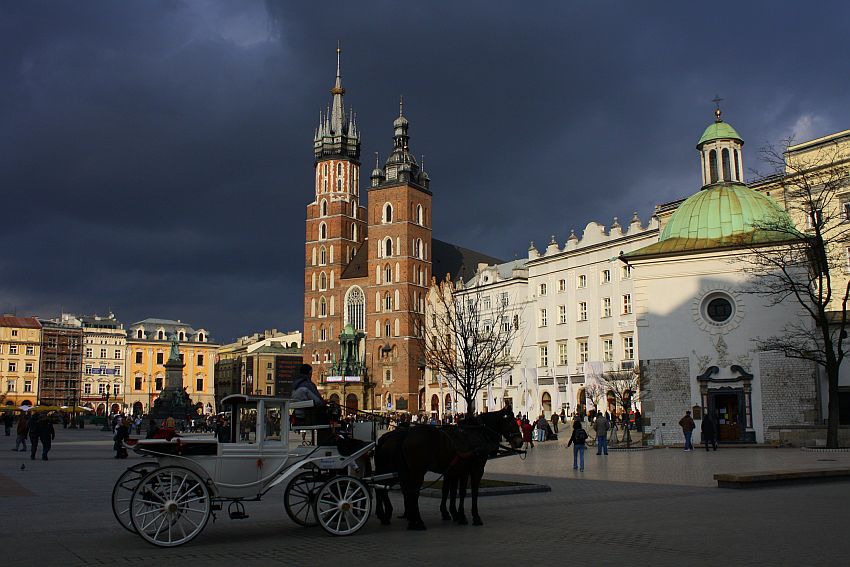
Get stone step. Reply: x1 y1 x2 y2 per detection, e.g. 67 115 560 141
714 467 850 488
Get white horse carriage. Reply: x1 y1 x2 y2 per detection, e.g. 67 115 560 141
111 394 386 547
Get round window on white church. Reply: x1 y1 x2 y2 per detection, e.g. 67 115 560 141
702 293 735 325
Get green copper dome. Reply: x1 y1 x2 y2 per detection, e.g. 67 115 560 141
697 121 743 147
626 183 799 259
660 183 795 242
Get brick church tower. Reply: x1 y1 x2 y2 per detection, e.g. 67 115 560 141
365 101 432 413
303 48 367 374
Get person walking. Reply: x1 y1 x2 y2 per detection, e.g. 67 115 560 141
30 414 55 461
551 411 560 435
28 412 41 459
536 414 548 442
594 412 610 455
520 418 534 449
679 410 696 451
14 413 28 451
3 411 14 436
567 421 588 471
113 417 130 459
701 412 718 451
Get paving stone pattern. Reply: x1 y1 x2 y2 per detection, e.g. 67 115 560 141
1 428 849 566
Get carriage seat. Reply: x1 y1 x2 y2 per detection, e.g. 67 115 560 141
133 438 219 457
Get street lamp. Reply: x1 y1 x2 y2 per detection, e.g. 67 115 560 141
101 388 111 431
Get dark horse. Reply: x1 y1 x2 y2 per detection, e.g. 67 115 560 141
373 407 523 530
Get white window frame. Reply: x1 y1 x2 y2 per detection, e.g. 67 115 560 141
538 345 548 367
578 302 587 321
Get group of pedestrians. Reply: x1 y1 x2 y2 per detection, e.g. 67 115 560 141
6 412 55 460
679 410 719 451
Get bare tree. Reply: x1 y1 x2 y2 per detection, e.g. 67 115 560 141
598 370 644 447
582 383 605 420
424 277 519 413
745 138 850 447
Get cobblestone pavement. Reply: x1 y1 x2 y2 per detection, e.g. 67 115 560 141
1 428 849 566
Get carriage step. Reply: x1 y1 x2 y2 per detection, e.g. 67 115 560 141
229 511 250 520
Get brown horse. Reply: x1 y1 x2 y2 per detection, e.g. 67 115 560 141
373 407 523 530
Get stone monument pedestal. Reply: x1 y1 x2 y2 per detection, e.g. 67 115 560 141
150 357 196 422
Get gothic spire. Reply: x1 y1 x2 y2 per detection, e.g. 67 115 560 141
313 44 360 161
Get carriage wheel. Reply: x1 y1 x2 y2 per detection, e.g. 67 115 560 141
112 461 159 533
130 466 211 547
284 470 326 527
314 476 371 536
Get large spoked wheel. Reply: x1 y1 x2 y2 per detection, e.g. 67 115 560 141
112 461 159 533
314 475 371 536
129 466 211 547
285 470 326 527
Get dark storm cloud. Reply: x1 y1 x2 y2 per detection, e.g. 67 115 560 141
2 0 849 340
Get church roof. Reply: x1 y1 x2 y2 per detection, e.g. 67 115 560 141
339 238 503 282
340 239 370 280
625 182 800 260
697 120 743 147
431 239 504 282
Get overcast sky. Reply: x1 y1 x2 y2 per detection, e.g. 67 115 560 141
2 1 849 342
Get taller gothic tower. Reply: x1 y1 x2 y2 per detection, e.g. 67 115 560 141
304 47 367 375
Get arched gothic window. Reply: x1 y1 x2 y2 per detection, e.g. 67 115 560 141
320 272 327 290
337 178 342 191
320 246 326 265
417 204 424 225
384 203 393 223
385 238 393 257
319 222 327 240
319 297 327 317
385 264 392 284
734 149 741 181
321 199 328 217
709 149 718 183
721 148 731 181
384 293 392 311
344 286 366 331
337 162 343 176
136 329 143 339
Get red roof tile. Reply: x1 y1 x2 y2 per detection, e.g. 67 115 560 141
0 317 42 329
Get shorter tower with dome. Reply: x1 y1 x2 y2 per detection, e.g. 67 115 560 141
624 110 817 445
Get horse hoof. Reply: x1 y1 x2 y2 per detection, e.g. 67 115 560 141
473 518 484 526
455 517 468 526
407 522 427 531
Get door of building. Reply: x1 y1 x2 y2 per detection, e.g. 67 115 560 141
710 390 743 442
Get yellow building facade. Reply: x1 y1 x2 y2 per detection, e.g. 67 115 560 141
0 316 42 407
124 318 218 415
750 129 850 311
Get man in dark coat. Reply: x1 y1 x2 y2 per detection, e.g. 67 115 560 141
679 410 696 451
3 411 13 436
30 414 55 461
701 413 718 451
